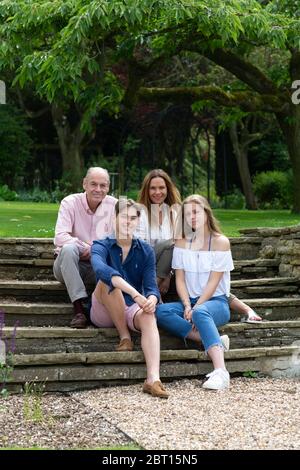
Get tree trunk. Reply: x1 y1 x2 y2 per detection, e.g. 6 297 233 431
229 122 258 210
51 104 84 190
276 106 300 214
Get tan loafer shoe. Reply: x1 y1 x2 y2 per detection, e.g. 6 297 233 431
115 338 134 352
142 380 169 399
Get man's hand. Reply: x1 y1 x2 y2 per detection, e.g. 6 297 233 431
80 246 91 260
158 276 171 294
132 293 147 309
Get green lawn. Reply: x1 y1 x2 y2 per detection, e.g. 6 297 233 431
0 201 299 238
0 201 58 238
214 209 300 237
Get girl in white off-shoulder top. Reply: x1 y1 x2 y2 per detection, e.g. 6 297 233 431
156 195 233 390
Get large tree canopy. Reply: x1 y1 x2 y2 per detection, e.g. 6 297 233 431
1 0 300 210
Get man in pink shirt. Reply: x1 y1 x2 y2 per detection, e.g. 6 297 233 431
53 167 117 328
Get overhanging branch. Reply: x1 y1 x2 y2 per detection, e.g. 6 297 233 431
138 85 286 113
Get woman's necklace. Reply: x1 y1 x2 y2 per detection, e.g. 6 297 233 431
188 232 211 250
188 232 197 249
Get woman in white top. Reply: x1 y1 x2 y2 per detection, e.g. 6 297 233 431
136 169 181 294
156 195 233 390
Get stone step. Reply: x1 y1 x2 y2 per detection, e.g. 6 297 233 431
0 258 54 280
0 280 75 302
231 259 279 279
230 277 300 298
0 238 54 259
0 257 279 280
4 345 300 392
0 236 263 260
164 277 300 302
2 321 300 355
1 297 300 327
1 277 298 302
231 276 298 287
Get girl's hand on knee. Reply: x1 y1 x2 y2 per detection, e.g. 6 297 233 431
184 306 192 322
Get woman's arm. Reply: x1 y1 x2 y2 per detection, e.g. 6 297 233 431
175 269 193 320
192 271 224 308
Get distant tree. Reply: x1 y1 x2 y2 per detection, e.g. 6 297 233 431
0 105 33 188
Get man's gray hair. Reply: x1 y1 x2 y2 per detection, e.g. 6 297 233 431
85 167 110 182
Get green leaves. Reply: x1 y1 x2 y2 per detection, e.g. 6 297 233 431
1 0 298 137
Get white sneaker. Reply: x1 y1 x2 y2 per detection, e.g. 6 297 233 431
202 368 230 390
220 334 230 351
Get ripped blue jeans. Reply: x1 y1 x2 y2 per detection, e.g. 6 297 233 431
156 295 230 352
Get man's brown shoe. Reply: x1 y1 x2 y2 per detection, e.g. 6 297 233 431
142 380 169 399
115 338 134 352
70 313 87 329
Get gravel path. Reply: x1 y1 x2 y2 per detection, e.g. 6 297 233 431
1 377 299 449
0 393 132 449
73 377 300 450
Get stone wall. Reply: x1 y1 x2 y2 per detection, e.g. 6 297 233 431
240 226 300 278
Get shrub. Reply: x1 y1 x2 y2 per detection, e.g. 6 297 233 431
0 185 18 201
211 188 245 209
253 170 293 209
222 188 246 209
17 179 75 203
17 188 52 203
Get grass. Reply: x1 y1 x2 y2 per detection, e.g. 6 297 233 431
0 202 299 238
214 209 300 237
0 202 58 238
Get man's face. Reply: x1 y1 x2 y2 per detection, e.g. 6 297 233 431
83 172 110 208
117 206 140 239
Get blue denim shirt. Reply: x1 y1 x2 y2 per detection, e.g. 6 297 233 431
91 237 160 306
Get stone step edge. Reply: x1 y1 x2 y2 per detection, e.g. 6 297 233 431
2 320 300 338
0 258 280 267
0 259 53 266
0 277 298 290
2 297 300 315
9 345 299 367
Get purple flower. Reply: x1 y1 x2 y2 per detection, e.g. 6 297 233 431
0 309 5 341
9 320 19 354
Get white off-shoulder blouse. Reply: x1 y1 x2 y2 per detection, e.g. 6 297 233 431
172 246 234 298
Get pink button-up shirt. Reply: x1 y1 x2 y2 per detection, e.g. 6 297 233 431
54 192 117 255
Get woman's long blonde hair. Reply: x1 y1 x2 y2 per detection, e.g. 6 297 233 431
175 194 222 240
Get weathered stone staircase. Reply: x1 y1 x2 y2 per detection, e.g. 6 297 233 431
1 235 300 392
